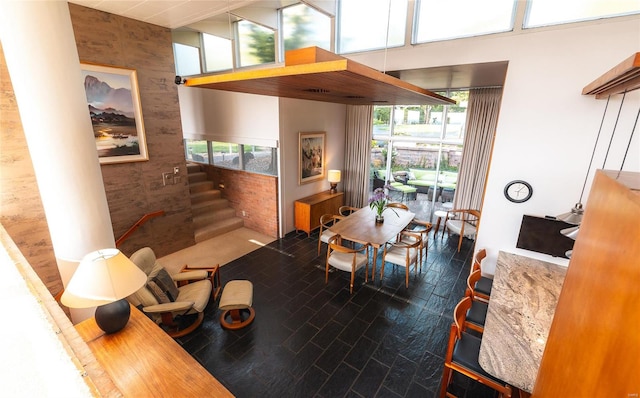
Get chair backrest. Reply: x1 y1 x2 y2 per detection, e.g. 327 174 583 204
339 206 359 216
467 269 482 297
128 247 164 307
320 213 342 228
453 296 473 339
472 248 487 272
387 202 409 211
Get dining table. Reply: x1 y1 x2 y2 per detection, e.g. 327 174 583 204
328 206 415 281
478 251 567 394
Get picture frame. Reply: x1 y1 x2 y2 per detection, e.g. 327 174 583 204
80 63 148 164
299 131 326 185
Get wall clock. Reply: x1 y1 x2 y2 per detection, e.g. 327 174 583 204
504 180 533 203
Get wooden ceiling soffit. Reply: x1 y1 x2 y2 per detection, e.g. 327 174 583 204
583 52 640 98
184 47 456 106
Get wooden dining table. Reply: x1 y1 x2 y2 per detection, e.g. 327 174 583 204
478 251 567 394
328 206 415 280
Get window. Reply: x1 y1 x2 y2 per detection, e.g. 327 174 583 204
173 43 201 76
282 3 331 52
414 0 516 43
524 0 640 28
371 91 469 215
236 20 275 67
203 33 233 72
184 139 278 176
338 0 407 54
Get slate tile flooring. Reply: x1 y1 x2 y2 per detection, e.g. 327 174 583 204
176 229 498 398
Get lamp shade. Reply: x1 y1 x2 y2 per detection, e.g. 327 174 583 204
61 248 147 308
328 170 341 183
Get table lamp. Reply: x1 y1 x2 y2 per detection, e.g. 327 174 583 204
328 170 341 193
61 248 147 334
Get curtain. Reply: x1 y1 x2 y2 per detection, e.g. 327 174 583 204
454 88 503 211
344 105 373 208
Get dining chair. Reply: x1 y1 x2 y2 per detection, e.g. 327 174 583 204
386 202 409 211
404 218 432 267
441 209 481 252
317 214 344 256
325 234 370 294
465 270 489 333
381 231 422 288
471 248 492 301
439 296 513 398
338 205 360 216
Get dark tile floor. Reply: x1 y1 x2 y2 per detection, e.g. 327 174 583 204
176 228 498 398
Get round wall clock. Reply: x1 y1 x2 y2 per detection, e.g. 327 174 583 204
504 180 533 203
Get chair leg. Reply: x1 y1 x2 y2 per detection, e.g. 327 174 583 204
439 366 453 398
457 234 463 252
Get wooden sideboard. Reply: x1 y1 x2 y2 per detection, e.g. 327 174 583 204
294 191 343 236
75 304 233 397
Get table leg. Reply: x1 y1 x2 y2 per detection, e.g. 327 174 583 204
371 246 378 282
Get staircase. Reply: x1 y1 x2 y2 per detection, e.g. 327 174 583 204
187 163 244 243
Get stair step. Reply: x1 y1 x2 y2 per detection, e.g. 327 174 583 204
187 163 202 174
190 180 215 194
195 217 245 243
193 207 237 229
190 190 221 205
191 198 230 216
188 171 208 184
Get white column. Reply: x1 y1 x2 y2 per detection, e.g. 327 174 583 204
0 1 115 322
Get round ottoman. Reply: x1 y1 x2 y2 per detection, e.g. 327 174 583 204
218 280 255 330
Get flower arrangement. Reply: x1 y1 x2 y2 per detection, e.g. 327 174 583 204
368 187 397 222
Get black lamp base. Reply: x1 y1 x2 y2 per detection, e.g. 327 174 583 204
329 183 338 194
95 298 131 334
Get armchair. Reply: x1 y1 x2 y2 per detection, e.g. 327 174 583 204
128 247 213 338
442 209 481 252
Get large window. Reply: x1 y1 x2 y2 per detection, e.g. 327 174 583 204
414 0 516 43
371 91 468 215
173 43 201 76
203 33 233 72
282 3 331 52
185 139 278 177
524 0 640 28
236 20 275 67
338 0 407 54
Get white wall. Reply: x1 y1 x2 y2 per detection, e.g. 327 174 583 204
178 86 280 147
350 17 640 273
279 98 347 235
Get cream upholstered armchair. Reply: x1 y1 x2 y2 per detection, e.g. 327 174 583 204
441 209 481 252
128 247 212 338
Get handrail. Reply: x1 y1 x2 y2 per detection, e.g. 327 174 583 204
115 210 165 248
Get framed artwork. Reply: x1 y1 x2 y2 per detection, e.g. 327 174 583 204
299 131 326 185
80 63 148 164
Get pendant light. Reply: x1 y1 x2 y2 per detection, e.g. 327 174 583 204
556 96 611 224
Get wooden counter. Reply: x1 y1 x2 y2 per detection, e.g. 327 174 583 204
75 305 233 397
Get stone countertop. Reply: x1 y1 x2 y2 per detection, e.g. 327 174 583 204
478 251 567 393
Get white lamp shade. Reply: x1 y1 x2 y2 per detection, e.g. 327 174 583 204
328 170 341 183
61 248 147 308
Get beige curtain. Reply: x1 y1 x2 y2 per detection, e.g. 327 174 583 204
454 87 503 211
344 105 373 208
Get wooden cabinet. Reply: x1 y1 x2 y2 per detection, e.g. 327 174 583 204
533 171 640 396
295 191 343 236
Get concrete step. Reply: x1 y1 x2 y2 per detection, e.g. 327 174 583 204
193 207 236 229
188 171 208 184
190 190 221 205
195 217 244 243
187 163 202 174
190 180 215 194
191 198 230 216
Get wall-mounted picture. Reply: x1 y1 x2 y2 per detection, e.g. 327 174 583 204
299 131 326 185
80 63 148 164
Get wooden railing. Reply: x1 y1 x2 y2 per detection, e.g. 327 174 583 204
115 210 165 248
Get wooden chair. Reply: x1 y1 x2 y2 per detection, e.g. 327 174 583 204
441 209 481 252
381 231 422 288
470 249 492 301
338 205 359 216
325 234 369 294
465 270 489 333
386 202 409 211
404 218 432 267
440 296 512 398
317 214 343 256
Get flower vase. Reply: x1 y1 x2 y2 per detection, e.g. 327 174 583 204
375 214 384 224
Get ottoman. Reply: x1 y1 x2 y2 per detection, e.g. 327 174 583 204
218 280 255 330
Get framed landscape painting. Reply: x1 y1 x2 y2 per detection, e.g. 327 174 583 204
299 131 325 185
80 63 148 164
